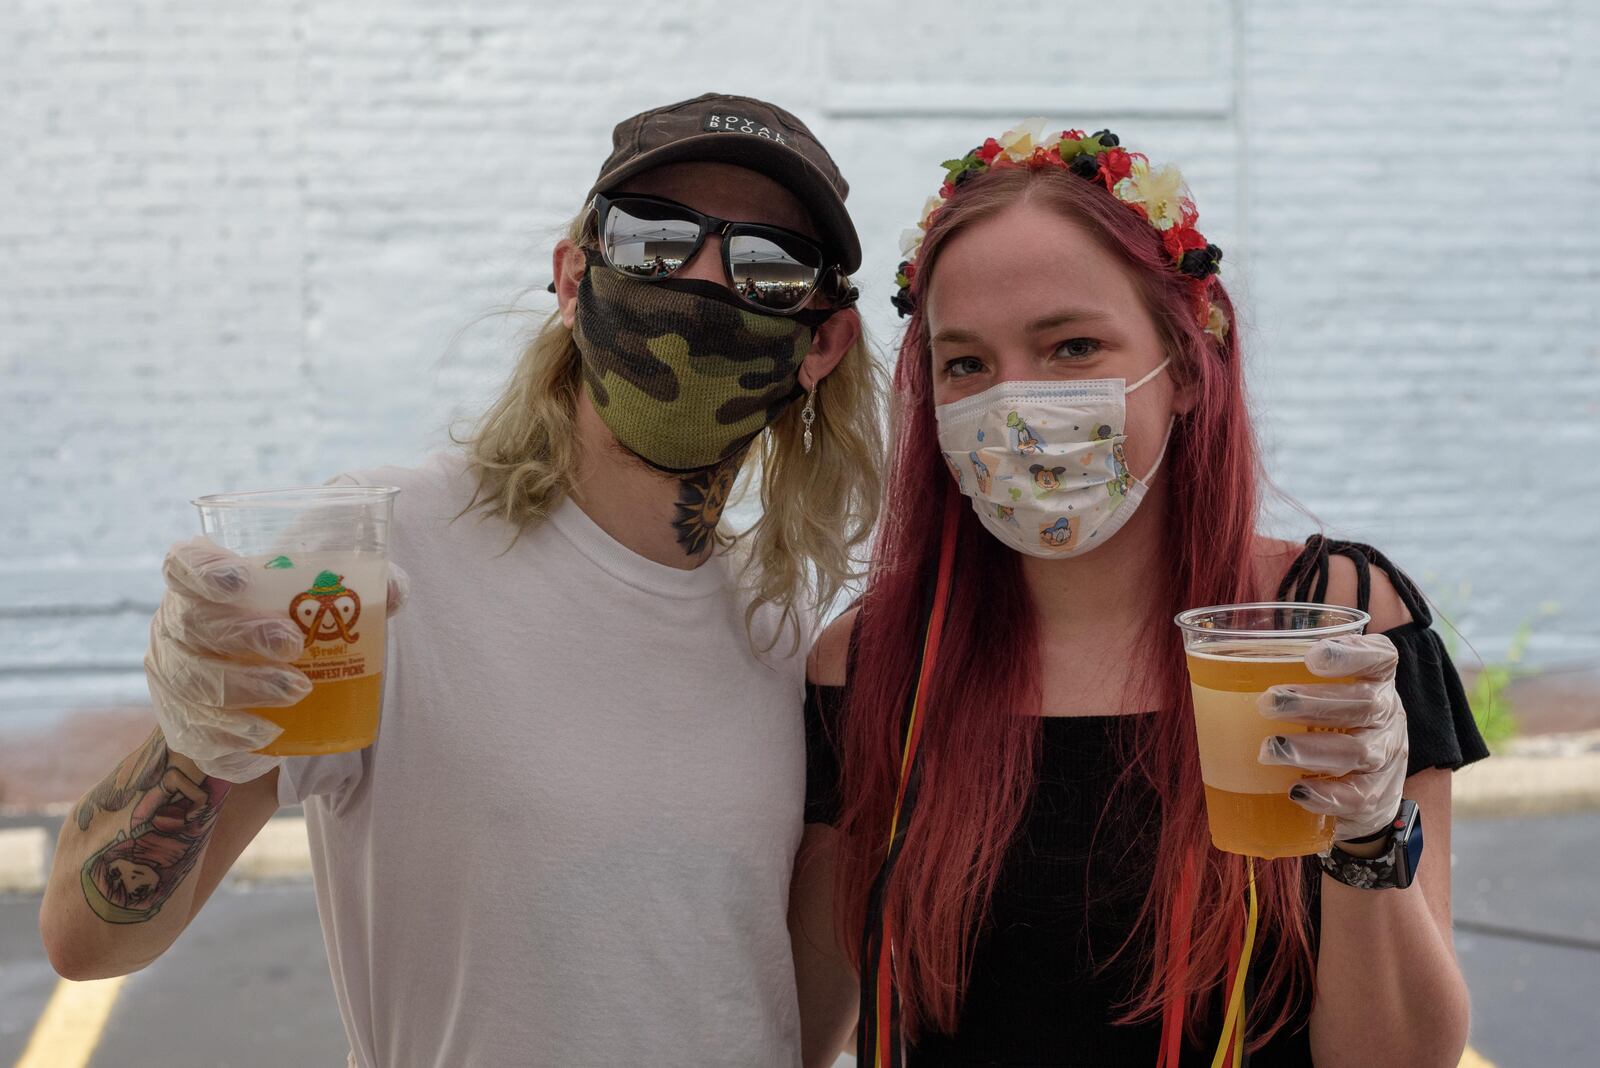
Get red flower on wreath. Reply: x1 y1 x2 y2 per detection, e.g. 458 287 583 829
1162 223 1209 262
1097 147 1134 185
896 119 1230 340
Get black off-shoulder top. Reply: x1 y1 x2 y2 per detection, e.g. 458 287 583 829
804 538 1488 1067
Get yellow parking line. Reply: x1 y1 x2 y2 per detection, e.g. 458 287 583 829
5 970 1498 1068
13 976 125 1068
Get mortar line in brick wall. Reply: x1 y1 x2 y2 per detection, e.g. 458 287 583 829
819 82 1232 120
0 664 144 677
822 103 1234 121
0 603 156 620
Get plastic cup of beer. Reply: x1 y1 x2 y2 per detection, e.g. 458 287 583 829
194 485 399 756
1174 603 1369 859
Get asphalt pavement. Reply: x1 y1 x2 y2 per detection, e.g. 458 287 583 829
1 812 1595 1067
1451 811 1600 1068
1 884 347 1067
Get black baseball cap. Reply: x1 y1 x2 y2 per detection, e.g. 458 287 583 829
585 92 861 274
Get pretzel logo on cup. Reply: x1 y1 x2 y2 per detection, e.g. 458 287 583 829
289 570 362 646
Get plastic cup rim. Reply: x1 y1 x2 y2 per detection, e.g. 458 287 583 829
1173 601 1371 641
192 485 400 510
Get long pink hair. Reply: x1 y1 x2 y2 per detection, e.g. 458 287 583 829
835 165 1314 1048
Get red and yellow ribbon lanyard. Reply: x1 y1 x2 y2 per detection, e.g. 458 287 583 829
857 495 961 1068
1158 853 1260 1068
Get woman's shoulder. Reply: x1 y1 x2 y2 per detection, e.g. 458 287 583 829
1258 534 1416 634
1266 534 1491 773
806 605 859 687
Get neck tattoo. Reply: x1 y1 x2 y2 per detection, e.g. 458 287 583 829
672 453 743 557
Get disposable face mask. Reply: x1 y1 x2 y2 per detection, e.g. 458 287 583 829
572 263 820 472
934 360 1173 558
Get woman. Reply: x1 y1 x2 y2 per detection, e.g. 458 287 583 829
791 122 1486 1066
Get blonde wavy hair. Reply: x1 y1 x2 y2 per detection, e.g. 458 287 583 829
456 211 885 650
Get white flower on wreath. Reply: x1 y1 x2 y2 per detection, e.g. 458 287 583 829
902 225 928 259
1112 158 1187 231
997 117 1058 163
1204 302 1230 342
899 196 944 258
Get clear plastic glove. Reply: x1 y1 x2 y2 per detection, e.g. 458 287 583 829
1255 633 1408 842
145 536 410 783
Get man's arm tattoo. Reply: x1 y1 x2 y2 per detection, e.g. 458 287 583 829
76 730 231 924
75 729 168 831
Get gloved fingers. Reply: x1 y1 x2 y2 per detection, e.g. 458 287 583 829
147 623 312 709
1259 682 1398 728
155 589 306 662
386 562 409 617
162 537 253 604
1286 752 1409 841
1305 633 1399 682
148 671 285 762
1259 725 1405 777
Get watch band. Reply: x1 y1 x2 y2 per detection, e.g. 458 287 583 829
1339 822 1396 846
1317 800 1422 891
1318 842 1401 889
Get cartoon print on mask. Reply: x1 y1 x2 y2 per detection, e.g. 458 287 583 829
1106 441 1134 507
969 452 992 494
1040 516 1079 551
935 357 1171 560
1028 463 1067 496
1080 424 1117 469
1006 412 1043 456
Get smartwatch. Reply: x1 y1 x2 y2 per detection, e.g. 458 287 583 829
1317 799 1423 890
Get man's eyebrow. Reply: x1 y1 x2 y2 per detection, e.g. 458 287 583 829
932 309 1113 346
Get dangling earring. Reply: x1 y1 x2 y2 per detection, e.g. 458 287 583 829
801 383 818 455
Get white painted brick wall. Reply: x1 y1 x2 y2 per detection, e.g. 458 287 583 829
1242 0 1600 665
3 1 1596 725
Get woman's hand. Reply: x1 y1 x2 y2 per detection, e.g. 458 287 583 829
1256 633 1408 842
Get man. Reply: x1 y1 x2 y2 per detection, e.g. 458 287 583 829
42 92 882 1067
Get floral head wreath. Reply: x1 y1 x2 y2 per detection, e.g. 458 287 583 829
893 118 1229 343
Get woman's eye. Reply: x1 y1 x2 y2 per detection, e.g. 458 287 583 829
1054 338 1101 360
943 356 986 379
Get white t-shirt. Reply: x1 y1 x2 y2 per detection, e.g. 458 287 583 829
278 453 810 1068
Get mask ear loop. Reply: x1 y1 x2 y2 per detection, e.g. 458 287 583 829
1138 417 1179 485
1124 356 1173 395
1122 356 1178 487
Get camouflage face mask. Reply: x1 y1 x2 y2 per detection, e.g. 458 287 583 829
572 263 828 473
